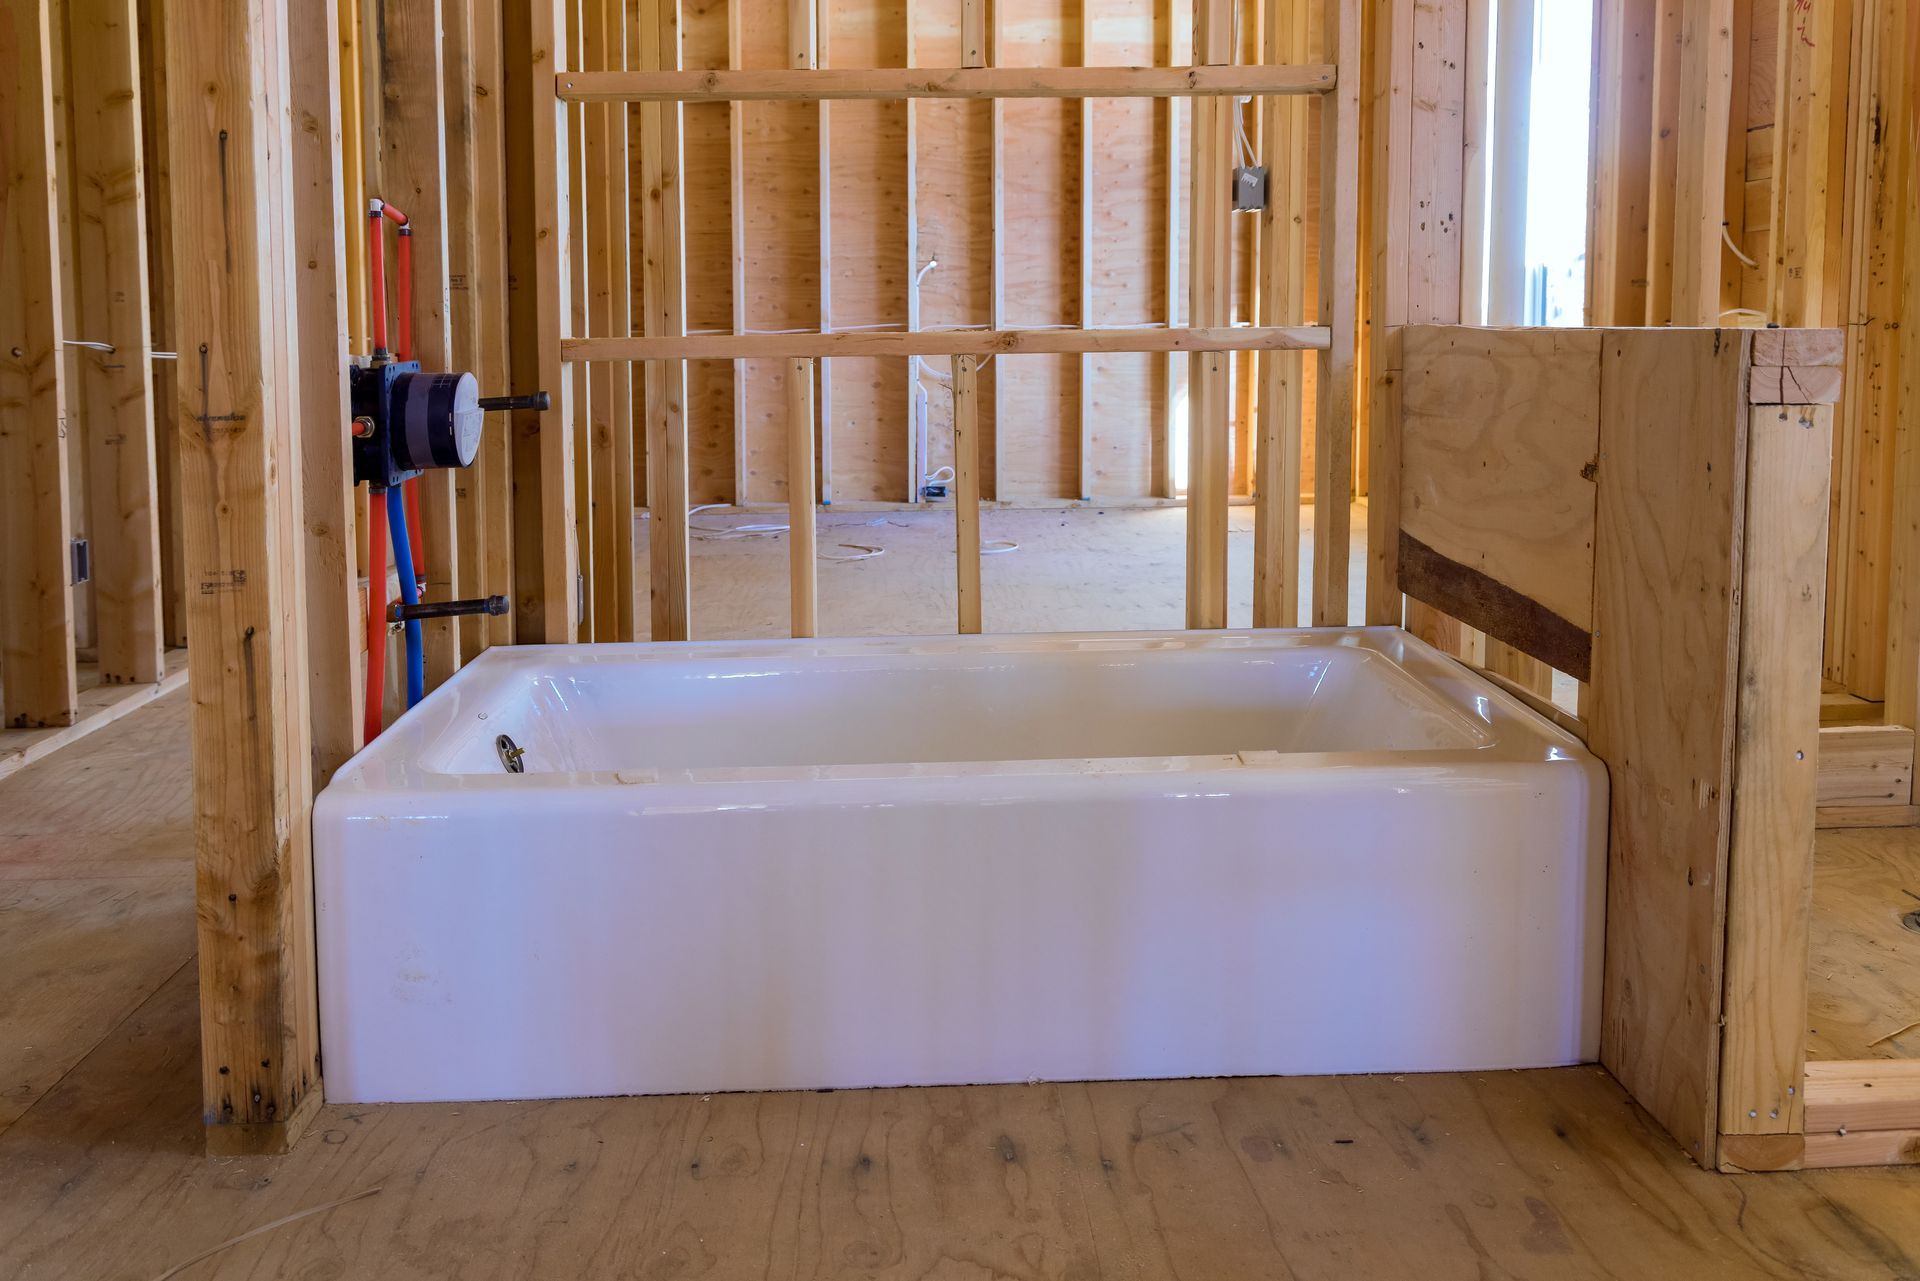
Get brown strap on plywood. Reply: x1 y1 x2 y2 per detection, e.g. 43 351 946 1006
1398 532 1592 681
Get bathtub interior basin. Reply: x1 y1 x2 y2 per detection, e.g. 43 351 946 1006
399 630 1501 778
317 627 1607 1104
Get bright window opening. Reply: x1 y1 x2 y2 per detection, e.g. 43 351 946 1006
1526 0 1594 325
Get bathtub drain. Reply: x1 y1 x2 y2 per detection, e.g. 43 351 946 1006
496 733 527 774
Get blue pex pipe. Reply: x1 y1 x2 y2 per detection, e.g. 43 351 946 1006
386 490 427 708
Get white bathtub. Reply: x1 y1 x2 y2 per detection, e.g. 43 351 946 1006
315 627 1606 1104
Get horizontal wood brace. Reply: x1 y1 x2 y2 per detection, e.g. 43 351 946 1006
1817 722 1915 807
1720 1128 1920 1172
1814 804 1920 829
1804 1061 1920 1134
1397 531 1593 681
555 64 1336 102
561 326 1331 362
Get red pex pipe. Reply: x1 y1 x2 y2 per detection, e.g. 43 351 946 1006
367 207 389 355
364 489 390 741
395 226 414 363
366 199 410 357
368 199 425 582
362 199 419 737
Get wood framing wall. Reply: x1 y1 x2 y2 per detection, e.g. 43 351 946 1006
1394 323 1842 1172
1356 0 1561 695
4 0 1359 744
557 0 1357 640
2 0 79 734
2 0 187 764
1728 0 1916 708
1365 0 1473 640
1587 0 1920 836
3 0 565 1152
10 0 1908 1172
1717 2 1920 1176
1 0 1359 1149
164 0 325 1155
1394 317 1920 1173
2 0 526 774
537 0 1335 521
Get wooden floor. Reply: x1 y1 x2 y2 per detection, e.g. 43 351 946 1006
1810 829 1920 1062
0 647 188 783
6 508 1920 1279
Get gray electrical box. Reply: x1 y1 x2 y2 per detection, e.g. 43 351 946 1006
1233 165 1268 213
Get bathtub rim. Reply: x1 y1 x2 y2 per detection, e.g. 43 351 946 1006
325 626 1595 799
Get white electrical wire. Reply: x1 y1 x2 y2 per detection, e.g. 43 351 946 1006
688 504 790 537
61 338 176 359
910 258 949 493
683 505 1017 562
685 504 887 561
1721 223 1759 270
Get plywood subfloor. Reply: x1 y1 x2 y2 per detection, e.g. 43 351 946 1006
1809 828 1920 1062
5 515 1920 1277
0 647 188 782
12 967 1920 1281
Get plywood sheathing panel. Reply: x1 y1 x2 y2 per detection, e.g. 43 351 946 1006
1399 326 1602 635
1591 327 1751 1169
